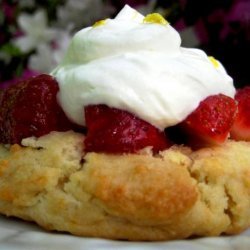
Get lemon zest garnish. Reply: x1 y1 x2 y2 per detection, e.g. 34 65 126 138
93 19 107 28
208 56 220 68
143 13 168 25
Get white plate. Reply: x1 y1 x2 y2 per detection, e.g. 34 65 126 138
1 215 250 250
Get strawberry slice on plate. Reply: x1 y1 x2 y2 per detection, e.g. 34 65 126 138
85 105 171 154
0 74 74 144
179 94 237 148
231 87 250 141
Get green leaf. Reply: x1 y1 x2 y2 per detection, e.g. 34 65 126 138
0 10 4 25
15 62 24 77
0 43 23 57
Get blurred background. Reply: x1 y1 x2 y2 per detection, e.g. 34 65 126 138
0 0 249 88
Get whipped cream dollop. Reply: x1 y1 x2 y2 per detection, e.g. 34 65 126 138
52 5 235 130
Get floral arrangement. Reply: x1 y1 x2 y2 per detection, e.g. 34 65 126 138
1 0 249 88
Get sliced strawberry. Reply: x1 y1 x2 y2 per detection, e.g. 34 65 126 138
0 74 74 144
84 105 171 154
231 87 250 140
178 94 237 148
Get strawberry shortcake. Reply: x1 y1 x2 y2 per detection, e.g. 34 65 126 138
0 5 250 241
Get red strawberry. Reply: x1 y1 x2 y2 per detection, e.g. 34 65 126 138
231 87 250 140
84 105 171 154
0 74 74 144
179 94 237 148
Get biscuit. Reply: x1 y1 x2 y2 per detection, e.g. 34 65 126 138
0 131 250 240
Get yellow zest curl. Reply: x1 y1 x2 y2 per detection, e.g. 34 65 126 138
93 19 107 28
208 56 220 68
143 13 168 25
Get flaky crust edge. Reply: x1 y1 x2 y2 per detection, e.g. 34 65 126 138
0 131 250 241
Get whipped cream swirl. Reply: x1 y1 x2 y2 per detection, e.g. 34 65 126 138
52 5 235 130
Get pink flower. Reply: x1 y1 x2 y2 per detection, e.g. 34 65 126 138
2 1 17 23
111 0 148 9
228 0 250 23
0 69 40 89
122 0 148 6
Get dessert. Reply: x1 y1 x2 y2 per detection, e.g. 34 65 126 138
1 5 250 241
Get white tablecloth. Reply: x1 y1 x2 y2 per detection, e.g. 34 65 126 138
1 215 250 250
